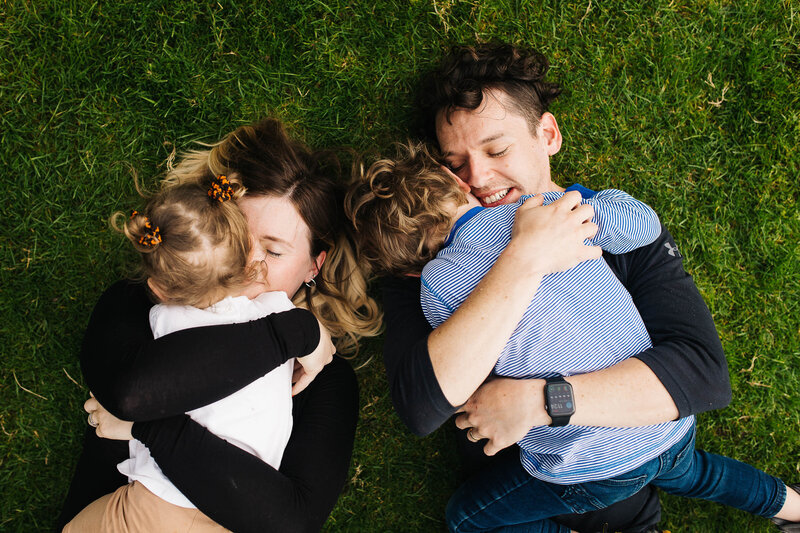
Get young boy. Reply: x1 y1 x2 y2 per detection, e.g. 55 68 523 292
346 141 800 533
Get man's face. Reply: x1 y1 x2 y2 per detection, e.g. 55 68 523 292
436 90 562 206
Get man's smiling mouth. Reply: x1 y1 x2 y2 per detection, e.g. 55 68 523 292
480 188 510 206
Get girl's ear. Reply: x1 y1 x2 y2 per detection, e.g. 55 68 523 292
307 250 327 282
147 278 167 302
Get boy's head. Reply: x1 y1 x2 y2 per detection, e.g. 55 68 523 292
116 174 257 307
345 141 468 277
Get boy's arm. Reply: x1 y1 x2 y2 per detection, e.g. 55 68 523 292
566 185 661 254
383 193 601 434
458 224 730 454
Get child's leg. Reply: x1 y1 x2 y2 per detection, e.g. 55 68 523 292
445 453 572 533
445 428 700 533
444 451 659 533
62 489 115 533
62 481 231 533
652 430 787 518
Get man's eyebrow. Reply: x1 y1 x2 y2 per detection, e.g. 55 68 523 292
442 133 506 157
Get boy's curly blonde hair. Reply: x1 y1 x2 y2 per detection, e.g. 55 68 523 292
345 141 467 277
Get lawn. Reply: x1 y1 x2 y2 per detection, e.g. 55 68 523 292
1 1 798 531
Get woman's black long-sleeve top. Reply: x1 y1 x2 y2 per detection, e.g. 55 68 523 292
60 280 358 533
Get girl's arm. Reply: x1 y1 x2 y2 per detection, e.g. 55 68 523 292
80 280 320 421
132 356 358 533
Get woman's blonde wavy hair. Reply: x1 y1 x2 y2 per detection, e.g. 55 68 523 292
162 118 382 354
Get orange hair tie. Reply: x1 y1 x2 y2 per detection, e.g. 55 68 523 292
135 215 162 247
208 175 235 202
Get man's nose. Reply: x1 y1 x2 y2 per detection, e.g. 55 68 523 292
466 157 491 189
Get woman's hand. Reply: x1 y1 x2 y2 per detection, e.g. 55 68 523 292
508 191 601 275
292 320 336 395
84 394 134 440
455 377 549 456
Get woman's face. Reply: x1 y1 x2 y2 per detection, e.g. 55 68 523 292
238 195 324 299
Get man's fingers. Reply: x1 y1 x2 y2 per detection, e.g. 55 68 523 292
572 203 595 223
483 441 500 456
454 414 471 430
557 190 583 209
519 194 544 209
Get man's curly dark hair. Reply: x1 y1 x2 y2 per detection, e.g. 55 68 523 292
417 44 563 142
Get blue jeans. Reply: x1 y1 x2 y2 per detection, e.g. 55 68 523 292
446 425 786 532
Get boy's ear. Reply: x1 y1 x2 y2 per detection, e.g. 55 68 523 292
539 112 562 156
147 278 167 302
441 165 471 193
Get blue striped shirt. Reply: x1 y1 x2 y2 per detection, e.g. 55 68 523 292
420 186 694 484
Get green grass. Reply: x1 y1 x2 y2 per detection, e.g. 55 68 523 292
1 0 798 531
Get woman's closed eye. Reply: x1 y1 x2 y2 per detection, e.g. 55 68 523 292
265 249 282 258
489 147 509 157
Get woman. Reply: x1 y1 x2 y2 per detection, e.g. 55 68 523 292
57 118 382 533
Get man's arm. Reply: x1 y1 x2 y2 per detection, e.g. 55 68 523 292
457 224 730 454
382 192 601 435
607 224 731 416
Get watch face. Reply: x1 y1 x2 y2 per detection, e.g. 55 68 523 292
546 383 575 416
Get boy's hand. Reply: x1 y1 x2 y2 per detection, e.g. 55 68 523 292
84 394 134 441
292 320 336 395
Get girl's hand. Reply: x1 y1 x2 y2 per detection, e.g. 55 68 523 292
292 320 336 395
84 395 134 440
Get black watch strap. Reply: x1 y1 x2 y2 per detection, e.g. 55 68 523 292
544 376 574 427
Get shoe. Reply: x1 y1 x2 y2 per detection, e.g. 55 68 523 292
772 484 800 532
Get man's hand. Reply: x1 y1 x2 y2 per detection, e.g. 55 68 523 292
84 395 133 440
455 377 549 456
509 191 601 276
293 320 336 395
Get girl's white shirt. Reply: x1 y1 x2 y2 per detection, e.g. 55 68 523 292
117 291 295 508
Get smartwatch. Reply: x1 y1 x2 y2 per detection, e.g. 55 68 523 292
544 376 575 427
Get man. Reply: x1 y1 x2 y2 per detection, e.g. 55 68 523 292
381 44 731 532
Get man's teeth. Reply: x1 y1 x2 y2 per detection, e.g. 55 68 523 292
483 189 509 204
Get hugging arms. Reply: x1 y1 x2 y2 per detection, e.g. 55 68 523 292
383 213 730 441
59 279 358 533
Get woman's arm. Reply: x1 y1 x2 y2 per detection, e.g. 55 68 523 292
131 356 358 533
81 280 320 420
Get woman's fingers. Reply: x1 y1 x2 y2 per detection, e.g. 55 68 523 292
84 397 99 414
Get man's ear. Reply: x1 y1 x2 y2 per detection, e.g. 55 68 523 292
539 112 562 156
147 278 167 302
